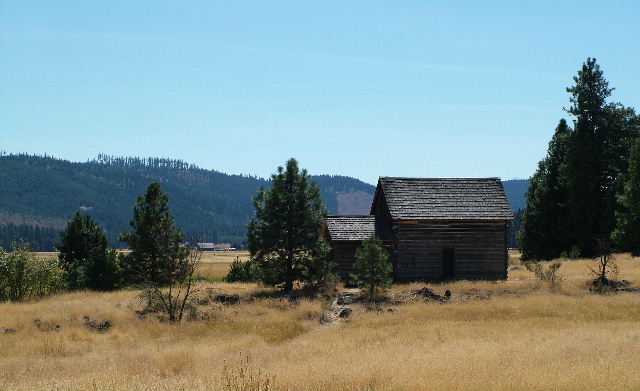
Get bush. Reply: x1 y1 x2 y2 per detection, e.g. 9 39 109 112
559 245 581 259
302 239 340 294
351 236 392 300
137 247 202 322
225 257 261 283
0 242 65 301
57 212 121 290
524 261 563 291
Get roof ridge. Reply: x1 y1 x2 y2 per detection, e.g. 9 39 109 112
325 214 374 218
379 176 501 180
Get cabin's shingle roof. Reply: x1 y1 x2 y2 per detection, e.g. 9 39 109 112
376 177 513 220
324 215 393 241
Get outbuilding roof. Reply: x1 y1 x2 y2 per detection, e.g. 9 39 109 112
373 177 513 220
323 215 393 241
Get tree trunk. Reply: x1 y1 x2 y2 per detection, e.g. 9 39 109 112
284 254 294 292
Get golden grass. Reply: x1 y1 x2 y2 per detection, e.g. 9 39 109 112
34 251 251 282
1 253 639 390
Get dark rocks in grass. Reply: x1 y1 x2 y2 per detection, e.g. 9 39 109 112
337 292 356 305
4 328 16 334
411 287 451 303
34 319 60 332
83 316 112 332
196 298 210 306
337 307 352 318
214 294 241 305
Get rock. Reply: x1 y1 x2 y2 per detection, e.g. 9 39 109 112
336 292 356 305
83 316 112 332
412 287 451 302
337 307 352 318
214 294 240 305
4 328 16 334
34 319 60 332
196 298 209 305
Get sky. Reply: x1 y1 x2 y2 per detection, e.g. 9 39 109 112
1 1 639 184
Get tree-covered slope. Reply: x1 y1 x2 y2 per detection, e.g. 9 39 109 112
502 179 530 212
0 154 375 249
0 154 530 250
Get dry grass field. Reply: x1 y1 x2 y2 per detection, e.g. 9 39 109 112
36 250 249 282
2 252 639 390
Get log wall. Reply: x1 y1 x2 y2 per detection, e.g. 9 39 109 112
393 220 508 282
330 241 362 280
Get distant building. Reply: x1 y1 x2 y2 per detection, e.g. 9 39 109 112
213 243 233 251
196 242 234 251
196 243 216 251
320 177 513 282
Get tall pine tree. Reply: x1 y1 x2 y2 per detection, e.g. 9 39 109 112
520 119 570 260
247 158 326 292
120 183 189 285
561 58 613 257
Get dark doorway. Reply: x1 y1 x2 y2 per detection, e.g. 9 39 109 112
442 248 455 279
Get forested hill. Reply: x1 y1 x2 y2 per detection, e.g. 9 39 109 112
0 154 375 249
0 154 529 250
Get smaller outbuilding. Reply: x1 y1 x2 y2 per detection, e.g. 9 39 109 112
320 215 392 280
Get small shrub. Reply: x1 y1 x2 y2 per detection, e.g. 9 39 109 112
136 247 202 322
559 245 581 259
589 240 618 294
351 236 392 300
302 239 340 295
524 261 563 291
0 242 65 301
225 257 261 283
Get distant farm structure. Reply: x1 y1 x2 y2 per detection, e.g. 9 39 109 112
197 242 235 251
321 177 513 282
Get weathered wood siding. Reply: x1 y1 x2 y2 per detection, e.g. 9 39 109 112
330 241 362 280
393 220 508 282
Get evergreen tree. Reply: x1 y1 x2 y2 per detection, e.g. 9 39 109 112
351 236 392 300
247 158 326 292
302 238 338 292
520 119 570 260
57 211 120 290
561 58 613 257
120 183 189 285
612 138 640 255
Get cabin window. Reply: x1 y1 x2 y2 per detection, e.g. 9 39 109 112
442 248 455 279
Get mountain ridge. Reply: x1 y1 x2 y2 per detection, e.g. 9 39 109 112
0 154 529 250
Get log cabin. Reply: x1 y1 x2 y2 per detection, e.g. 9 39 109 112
320 177 513 282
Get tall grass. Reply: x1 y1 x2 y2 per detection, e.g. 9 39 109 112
0 255 638 390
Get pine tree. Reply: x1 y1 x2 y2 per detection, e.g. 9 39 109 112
247 158 326 292
562 58 614 257
57 211 120 290
561 58 640 257
351 236 392 300
120 183 189 285
612 138 640 255
520 119 570 260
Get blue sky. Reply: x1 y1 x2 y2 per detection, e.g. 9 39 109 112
1 1 639 184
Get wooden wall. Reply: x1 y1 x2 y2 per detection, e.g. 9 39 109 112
330 241 362 280
393 220 508 282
